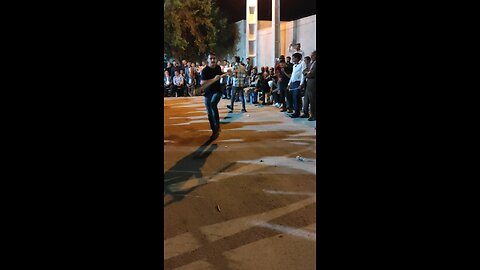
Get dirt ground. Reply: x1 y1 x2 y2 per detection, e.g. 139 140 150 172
164 97 316 270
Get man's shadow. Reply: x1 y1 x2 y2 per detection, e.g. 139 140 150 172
164 138 218 207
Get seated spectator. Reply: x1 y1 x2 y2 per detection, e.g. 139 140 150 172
269 67 280 107
173 70 185 97
259 71 272 105
269 67 275 77
269 76 280 107
164 70 173 97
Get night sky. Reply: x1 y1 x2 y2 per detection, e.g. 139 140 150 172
215 0 316 24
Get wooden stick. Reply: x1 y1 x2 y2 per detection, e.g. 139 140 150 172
198 73 229 94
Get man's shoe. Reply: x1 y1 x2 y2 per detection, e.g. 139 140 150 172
308 117 316 121
300 114 309 118
287 110 293 113
227 105 232 109
228 110 233 113
241 109 247 113
290 114 300 118
280 108 287 112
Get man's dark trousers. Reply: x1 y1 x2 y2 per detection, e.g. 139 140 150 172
204 91 222 132
290 81 302 116
303 81 310 116
231 86 246 111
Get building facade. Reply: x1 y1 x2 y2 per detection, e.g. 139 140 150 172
233 14 316 68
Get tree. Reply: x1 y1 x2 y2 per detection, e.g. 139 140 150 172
211 6 240 61
164 0 239 62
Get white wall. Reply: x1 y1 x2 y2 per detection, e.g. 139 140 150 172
233 20 246 62
233 14 316 68
281 15 316 62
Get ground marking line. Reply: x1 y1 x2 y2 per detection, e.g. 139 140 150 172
262 190 316 196
251 221 316 241
165 196 316 261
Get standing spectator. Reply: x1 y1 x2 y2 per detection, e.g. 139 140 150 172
286 57 294 73
188 63 196 96
219 62 228 99
289 43 305 58
222 60 230 98
305 51 316 121
225 72 233 100
173 61 182 75
179 69 187 96
301 56 312 118
275 55 285 76
287 53 304 118
278 60 292 113
245 57 253 77
166 62 174 79
183 61 190 88
195 62 202 86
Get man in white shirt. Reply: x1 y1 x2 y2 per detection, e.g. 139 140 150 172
290 43 305 58
287 53 304 118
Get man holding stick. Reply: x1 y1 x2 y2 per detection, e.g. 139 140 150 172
200 52 226 140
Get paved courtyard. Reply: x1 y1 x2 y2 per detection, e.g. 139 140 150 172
164 97 316 270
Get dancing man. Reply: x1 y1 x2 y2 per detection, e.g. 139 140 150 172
227 56 247 113
200 52 224 140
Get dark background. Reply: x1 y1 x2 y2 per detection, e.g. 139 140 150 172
216 0 317 23
2 1 467 269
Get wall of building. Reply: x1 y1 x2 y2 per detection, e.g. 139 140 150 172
233 20 246 62
232 14 316 68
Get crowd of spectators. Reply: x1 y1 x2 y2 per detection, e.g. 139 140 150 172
163 43 316 121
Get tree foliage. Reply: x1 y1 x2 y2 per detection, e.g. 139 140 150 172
164 0 239 62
